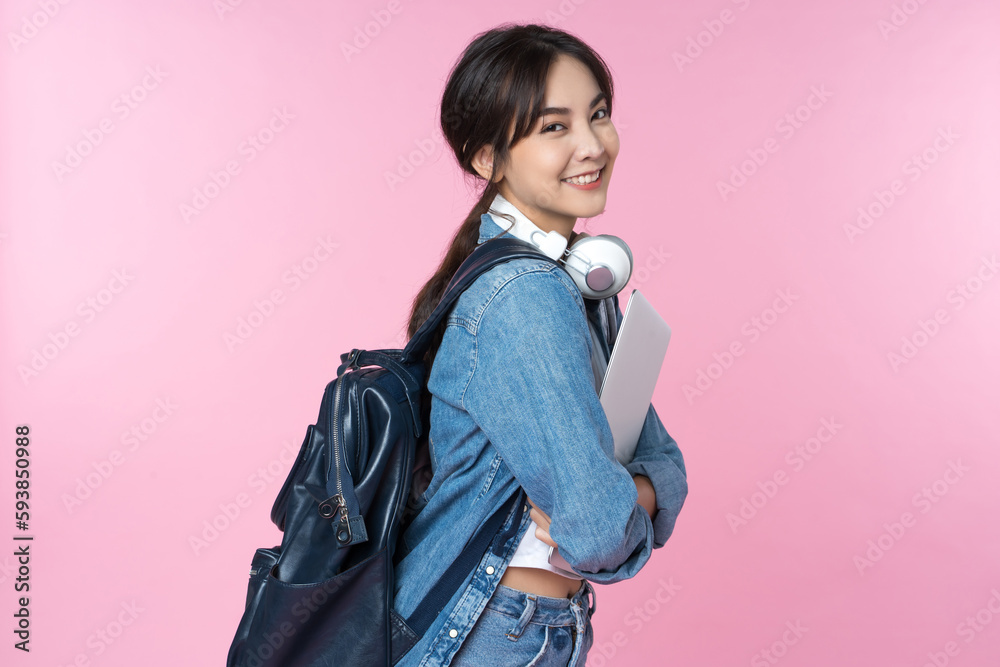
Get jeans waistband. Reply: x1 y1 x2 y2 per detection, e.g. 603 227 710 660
488 581 596 627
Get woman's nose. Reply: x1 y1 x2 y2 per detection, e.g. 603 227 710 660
573 125 606 161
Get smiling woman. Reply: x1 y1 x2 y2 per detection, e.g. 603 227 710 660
468 55 619 240
394 23 688 667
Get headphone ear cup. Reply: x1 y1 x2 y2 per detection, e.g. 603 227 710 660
562 234 634 299
600 234 633 267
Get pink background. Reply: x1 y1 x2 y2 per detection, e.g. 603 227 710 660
2 0 999 665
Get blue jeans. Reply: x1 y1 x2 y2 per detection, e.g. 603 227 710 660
450 581 597 666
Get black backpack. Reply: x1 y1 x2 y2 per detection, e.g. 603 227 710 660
226 238 561 667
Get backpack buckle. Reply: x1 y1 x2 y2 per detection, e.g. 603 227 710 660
345 348 362 370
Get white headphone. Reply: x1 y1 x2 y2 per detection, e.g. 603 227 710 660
487 193 633 299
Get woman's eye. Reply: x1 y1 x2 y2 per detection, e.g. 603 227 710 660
541 108 610 133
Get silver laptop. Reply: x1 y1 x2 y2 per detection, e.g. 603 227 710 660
600 289 672 463
548 288 671 575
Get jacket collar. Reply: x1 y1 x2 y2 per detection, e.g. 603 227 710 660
477 192 551 245
474 193 617 351
477 213 504 244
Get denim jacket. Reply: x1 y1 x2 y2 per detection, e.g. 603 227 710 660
392 213 688 666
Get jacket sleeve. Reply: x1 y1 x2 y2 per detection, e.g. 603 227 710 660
610 297 689 549
461 268 653 583
623 404 688 548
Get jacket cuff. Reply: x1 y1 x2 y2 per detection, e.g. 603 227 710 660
576 508 654 584
625 458 688 549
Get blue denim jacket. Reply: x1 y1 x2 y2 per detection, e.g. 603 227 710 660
393 213 688 666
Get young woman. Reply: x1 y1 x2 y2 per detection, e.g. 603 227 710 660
392 24 688 666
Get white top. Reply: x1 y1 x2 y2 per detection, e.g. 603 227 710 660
487 193 609 580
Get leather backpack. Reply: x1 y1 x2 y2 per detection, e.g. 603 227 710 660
226 238 565 667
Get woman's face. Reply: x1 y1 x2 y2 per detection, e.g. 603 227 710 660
494 54 619 238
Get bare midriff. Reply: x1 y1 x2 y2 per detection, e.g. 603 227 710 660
500 566 583 599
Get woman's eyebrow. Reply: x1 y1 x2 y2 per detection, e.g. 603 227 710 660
540 91 606 116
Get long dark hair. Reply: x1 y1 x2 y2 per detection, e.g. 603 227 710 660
406 23 615 368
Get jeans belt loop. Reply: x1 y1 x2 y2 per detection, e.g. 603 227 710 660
506 593 537 640
583 580 596 617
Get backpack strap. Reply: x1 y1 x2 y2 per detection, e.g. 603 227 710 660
404 489 526 637
401 238 557 364
605 294 621 349
398 240 556 636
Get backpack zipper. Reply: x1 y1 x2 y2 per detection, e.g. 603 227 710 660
330 350 360 544
332 375 345 501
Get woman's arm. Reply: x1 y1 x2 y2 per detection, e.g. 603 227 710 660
624 405 687 548
531 473 656 548
524 291 688 554
461 266 654 583
609 295 688 548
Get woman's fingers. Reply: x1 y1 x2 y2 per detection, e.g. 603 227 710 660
528 501 551 524
529 505 550 528
526 497 558 547
534 524 558 548
529 506 559 548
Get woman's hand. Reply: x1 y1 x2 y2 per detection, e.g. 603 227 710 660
526 497 558 548
633 474 658 520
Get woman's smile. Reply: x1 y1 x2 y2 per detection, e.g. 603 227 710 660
561 166 604 189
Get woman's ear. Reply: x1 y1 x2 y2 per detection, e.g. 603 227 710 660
472 144 501 182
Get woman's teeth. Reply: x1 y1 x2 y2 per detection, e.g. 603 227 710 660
562 168 601 185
